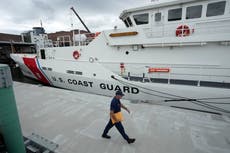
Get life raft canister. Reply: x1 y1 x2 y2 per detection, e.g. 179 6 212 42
73 50 80 60
176 25 190 37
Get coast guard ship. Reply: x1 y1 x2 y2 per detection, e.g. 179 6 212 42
11 0 230 115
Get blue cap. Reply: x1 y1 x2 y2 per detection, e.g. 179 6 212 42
115 90 124 96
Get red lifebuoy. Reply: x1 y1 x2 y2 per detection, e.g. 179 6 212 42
176 25 190 37
73 51 80 59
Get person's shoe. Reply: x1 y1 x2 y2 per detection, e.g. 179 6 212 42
127 138 135 144
102 134 111 139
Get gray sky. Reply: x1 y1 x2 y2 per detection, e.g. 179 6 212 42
0 0 152 34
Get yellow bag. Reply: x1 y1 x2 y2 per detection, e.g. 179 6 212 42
111 112 123 124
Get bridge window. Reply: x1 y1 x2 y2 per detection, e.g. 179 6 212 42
206 1 226 17
123 17 133 27
133 13 149 25
186 5 202 19
124 20 129 27
127 17 133 27
155 12 161 22
168 8 182 21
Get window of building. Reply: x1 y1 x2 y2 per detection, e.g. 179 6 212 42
206 1 226 17
168 8 182 21
186 5 202 19
155 12 161 22
133 13 149 25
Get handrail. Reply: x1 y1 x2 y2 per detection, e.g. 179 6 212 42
46 32 99 48
116 63 230 85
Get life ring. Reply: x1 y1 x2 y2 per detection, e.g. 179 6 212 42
176 25 190 37
73 51 80 59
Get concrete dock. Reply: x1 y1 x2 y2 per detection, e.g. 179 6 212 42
13 81 230 153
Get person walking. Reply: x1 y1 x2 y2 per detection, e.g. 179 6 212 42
102 90 135 144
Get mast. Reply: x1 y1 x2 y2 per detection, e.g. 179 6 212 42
70 7 91 33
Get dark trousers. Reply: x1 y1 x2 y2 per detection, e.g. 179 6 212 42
102 119 129 140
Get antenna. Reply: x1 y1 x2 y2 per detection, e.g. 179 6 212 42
40 19 43 27
70 11 75 46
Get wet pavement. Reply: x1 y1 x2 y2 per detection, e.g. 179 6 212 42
13 82 230 153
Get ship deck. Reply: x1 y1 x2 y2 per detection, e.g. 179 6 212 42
13 82 230 153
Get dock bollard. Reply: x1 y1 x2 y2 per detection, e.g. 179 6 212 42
0 64 26 153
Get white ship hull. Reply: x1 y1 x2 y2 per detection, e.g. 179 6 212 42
10 0 230 115
10 53 230 115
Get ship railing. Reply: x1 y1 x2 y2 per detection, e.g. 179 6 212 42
49 32 100 48
120 65 230 88
52 40 72 47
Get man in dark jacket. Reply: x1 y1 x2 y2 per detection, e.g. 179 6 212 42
102 90 135 144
